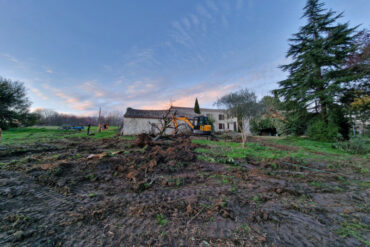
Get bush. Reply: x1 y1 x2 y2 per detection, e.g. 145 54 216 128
281 109 311 136
250 117 286 136
250 118 274 135
333 137 370 154
306 120 339 142
329 105 351 140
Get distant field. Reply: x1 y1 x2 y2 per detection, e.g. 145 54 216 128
0 126 133 145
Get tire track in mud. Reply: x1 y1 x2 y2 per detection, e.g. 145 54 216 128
64 183 233 240
127 184 231 207
0 170 78 246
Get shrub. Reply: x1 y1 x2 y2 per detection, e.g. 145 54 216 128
250 118 274 135
250 117 286 136
306 120 339 142
329 105 351 140
333 137 370 154
282 111 311 136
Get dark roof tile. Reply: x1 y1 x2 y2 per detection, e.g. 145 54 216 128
124 106 201 119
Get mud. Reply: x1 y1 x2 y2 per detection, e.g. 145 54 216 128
0 136 369 246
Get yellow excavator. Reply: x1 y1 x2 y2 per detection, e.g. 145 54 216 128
172 115 212 135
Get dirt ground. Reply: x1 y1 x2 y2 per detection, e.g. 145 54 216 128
0 135 369 246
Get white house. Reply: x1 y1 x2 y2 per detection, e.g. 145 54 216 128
122 106 239 135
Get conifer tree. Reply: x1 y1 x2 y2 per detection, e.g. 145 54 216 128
274 0 358 124
194 98 200 114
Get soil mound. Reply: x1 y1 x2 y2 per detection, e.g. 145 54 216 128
135 133 153 147
125 136 197 192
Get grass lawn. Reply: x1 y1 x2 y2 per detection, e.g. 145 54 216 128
193 136 369 174
194 139 289 161
0 126 133 146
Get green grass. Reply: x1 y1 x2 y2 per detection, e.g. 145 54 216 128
274 136 356 156
156 214 168 226
120 135 135 141
209 174 234 184
193 139 288 161
0 126 120 145
85 174 95 181
240 224 251 233
193 137 368 169
336 217 370 246
88 193 98 198
310 181 324 188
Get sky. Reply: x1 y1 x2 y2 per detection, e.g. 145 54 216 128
1 0 369 116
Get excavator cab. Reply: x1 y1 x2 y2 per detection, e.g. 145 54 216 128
171 115 212 135
193 116 212 134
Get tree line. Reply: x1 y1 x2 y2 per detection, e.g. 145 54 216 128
33 109 123 127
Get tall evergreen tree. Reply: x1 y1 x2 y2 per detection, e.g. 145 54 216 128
194 98 200 114
0 77 31 129
274 0 358 124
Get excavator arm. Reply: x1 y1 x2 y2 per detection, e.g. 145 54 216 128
172 116 194 133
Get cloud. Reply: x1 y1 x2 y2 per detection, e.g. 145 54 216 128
196 4 212 20
54 55 287 114
80 81 106 97
30 87 48 100
3 54 19 64
182 17 191 29
43 84 94 111
126 49 154 66
171 83 239 107
189 14 199 26
2 54 25 68
122 48 162 73
30 56 286 115
171 21 194 47
206 0 218 13
113 76 125 86
46 69 53 74
139 82 240 110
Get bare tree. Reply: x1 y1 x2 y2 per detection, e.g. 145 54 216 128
149 106 175 141
98 107 102 132
104 110 124 126
216 89 264 147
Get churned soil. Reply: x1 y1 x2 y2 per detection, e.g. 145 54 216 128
0 135 368 246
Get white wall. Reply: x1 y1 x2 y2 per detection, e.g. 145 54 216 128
123 117 192 135
202 110 238 132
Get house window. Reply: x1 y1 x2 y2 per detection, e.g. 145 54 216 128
219 114 224 120
219 123 224 130
227 123 230 129
234 122 237 131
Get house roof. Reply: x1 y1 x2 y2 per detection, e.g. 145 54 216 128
124 106 203 119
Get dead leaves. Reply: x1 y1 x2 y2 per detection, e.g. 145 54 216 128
87 153 106 160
